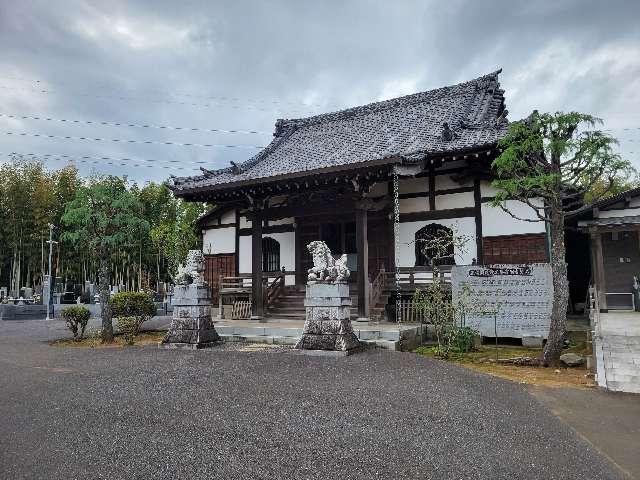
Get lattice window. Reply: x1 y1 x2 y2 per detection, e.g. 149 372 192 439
415 224 455 267
262 237 280 272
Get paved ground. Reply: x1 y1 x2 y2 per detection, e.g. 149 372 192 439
0 319 629 479
531 386 640 479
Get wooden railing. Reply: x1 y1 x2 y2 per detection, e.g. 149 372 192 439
218 270 294 319
384 266 452 291
266 271 286 309
396 297 428 323
369 266 385 309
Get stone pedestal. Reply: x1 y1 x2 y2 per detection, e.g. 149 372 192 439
295 283 360 352
160 284 220 349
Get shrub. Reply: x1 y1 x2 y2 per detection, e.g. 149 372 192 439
446 326 478 354
61 306 91 341
116 316 139 345
111 292 155 345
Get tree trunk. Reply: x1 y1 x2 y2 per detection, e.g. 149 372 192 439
98 250 113 342
542 209 568 366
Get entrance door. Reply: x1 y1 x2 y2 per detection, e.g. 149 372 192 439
203 254 236 303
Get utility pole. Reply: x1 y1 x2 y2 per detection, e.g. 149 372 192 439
45 224 57 321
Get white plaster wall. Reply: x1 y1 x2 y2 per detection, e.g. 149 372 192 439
240 215 251 228
399 197 430 213
600 207 640 218
481 200 546 236
202 227 235 254
480 180 499 197
239 236 252 274
397 217 477 266
435 191 474 210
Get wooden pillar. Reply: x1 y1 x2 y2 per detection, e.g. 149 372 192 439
428 165 436 211
251 207 264 320
356 208 369 320
473 178 484 264
294 218 302 286
590 230 607 311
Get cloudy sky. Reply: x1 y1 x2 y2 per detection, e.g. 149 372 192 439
1 0 639 184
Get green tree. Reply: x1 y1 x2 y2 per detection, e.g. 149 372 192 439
491 111 633 365
61 176 149 342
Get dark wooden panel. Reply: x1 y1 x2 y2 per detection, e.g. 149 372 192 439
602 230 640 292
204 254 236 303
400 207 475 223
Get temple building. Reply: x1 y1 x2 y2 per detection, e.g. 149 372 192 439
169 70 548 321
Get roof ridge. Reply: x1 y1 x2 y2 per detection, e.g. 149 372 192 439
275 69 502 132
170 69 504 188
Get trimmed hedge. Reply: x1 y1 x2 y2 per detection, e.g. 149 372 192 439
111 292 156 345
61 305 91 341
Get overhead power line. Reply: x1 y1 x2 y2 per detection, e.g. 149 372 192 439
3 131 264 149
0 74 338 110
0 113 269 135
1 151 203 171
0 84 318 115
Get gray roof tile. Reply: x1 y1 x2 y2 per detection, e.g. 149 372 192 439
172 70 508 193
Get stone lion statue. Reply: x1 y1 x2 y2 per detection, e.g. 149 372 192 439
175 250 206 285
307 240 350 284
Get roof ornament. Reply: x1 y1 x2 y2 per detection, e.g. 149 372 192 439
274 119 286 137
230 161 243 174
494 109 509 128
441 122 459 141
200 167 216 178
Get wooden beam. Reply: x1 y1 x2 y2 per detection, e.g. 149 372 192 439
251 207 264 320
234 209 240 276
356 208 369 320
399 207 476 223
398 186 475 200
294 218 302 286
590 232 607 311
238 224 295 236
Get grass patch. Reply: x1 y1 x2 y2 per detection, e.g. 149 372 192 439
51 330 166 348
416 343 596 389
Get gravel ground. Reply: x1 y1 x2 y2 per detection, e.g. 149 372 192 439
0 319 627 479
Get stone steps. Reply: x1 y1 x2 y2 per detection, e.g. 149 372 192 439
215 323 417 350
597 333 640 393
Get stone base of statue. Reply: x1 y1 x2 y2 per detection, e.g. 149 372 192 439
295 282 361 352
159 283 220 350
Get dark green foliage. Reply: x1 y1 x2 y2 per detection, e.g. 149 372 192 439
116 316 140 346
0 155 209 299
490 110 636 366
61 305 91 341
446 326 477 354
491 111 634 217
111 291 156 318
111 291 156 345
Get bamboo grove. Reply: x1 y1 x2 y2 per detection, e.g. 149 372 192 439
0 155 207 296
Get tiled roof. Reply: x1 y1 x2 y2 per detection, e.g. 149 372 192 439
171 70 508 194
578 216 640 227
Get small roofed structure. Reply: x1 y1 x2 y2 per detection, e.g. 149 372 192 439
572 187 640 311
